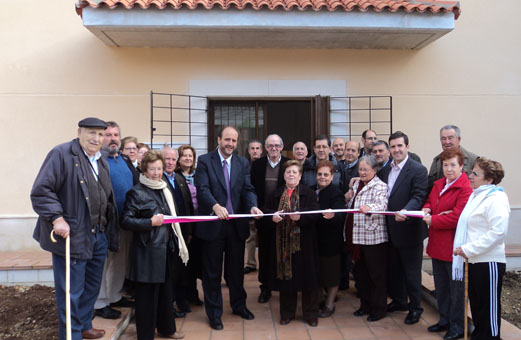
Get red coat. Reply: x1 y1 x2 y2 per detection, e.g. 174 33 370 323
423 173 472 261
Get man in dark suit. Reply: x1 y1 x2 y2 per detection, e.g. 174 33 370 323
378 131 428 325
194 126 263 330
250 134 289 303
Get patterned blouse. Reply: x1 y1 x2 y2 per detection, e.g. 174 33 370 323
348 176 389 245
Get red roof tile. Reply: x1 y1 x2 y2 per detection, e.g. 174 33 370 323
76 0 460 19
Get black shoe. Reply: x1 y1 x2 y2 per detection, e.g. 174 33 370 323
367 314 385 322
387 301 408 313
233 308 255 320
353 308 369 317
94 306 121 319
428 323 449 332
404 310 422 325
173 310 186 318
188 296 204 306
280 318 292 325
176 301 191 313
209 318 223 330
443 330 464 340
339 282 349 290
319 305 335 318
110 297 135 308
306 318 318 327
244 266 257 274
257 290 271 303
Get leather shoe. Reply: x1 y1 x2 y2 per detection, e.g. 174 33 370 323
387 301 408 313
209 318 223 330
353 308 369 317
188 296 204 306
244 266 257 274
81 328 105 339
404 310 422 325
94 306 121 319
280 316 294 325
233 308 255 320
306 318 318 327
173 310 186 318
319 305 335 318
257 290 271 303
110 297 135 308
367 314 385 322
428 323 449 332
443 330 464 340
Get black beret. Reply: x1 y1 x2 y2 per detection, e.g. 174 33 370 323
78 117 107 129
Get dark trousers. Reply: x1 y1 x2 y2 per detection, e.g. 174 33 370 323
388 243 424 313
469 262 505 340
52 231 107 340
135 267 176 340
358 243 388 318
279 289 320 321
201 221 247 320
340 249 351 289
432 258 464 333
257 224 271 292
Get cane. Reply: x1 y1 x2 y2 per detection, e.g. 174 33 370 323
51 230 71 340
464 258 469 340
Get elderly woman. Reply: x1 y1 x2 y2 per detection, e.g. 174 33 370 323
264 160 321 327
453 158 509 340
315 160 346 318
136 142 150 166
121 150 188 340
422 148 472 339
120 136 139 168
347 155 389 322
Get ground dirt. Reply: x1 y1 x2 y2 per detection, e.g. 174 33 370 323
1 271 521 339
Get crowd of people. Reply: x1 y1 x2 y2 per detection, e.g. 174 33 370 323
30 119 510 340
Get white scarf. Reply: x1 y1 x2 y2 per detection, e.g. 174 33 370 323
139 174 189 265
452 184 502 280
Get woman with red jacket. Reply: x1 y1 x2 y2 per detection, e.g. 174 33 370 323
422 148 473 340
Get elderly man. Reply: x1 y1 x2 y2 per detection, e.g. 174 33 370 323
371 140 391 171
195 126 263 330
94 121 138 319
31 117 118 340
292 141 308 165
428 124 478 191
244 139 264 275
378 131 428 326
302 135 347 192
332 137 346 165
360 129 377 157
250 134 289 303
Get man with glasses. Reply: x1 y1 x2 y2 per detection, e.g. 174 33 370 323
302 135 347 192
360 130 378 157
251 134 289 303
428 124 478 192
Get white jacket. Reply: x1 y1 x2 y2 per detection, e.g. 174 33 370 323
461 191 510 264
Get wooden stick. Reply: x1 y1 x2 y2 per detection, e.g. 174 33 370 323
65 235 71 340
464 258 469 340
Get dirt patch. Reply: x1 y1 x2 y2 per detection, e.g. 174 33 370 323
1 272 521 339
0 285 58 340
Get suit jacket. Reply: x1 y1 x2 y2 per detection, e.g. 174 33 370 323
163 172 194 238
194 149 257 241
251 155 289 209
378 157 428 247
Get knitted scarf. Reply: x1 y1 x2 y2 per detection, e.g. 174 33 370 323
139 174 189 265
452 184 503 280
276 185 301 280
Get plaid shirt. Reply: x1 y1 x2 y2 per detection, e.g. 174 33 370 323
349 176 389 245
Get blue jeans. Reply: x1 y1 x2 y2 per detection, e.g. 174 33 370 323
52 231 108 340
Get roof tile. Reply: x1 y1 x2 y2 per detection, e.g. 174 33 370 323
76 0 461 19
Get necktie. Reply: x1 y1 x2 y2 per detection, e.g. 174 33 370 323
222 160 234 214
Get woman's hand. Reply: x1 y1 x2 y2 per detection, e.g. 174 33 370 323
422 208 431 214
344 189 354 203
289 213 300 221
359 205 371 214
453 247 468 259
151 214 164 227
423 215 432 226
322 209 335 220
272 210 283 223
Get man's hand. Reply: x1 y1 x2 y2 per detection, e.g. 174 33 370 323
359 205 371 214
212 204 229 220
272 210 283 223
322 209 335 220
395 209 407 222
251 207 263 220
52 217 70 239
151 214 164 226
344 189 354 203
453 247 468 259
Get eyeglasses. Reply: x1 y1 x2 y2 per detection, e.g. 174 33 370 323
315 145 329 149
266 144 282 149
124 147 137 151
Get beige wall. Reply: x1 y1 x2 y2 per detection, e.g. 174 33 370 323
1 0 520 227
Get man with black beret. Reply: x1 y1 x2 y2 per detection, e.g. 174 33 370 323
31 117 118 340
